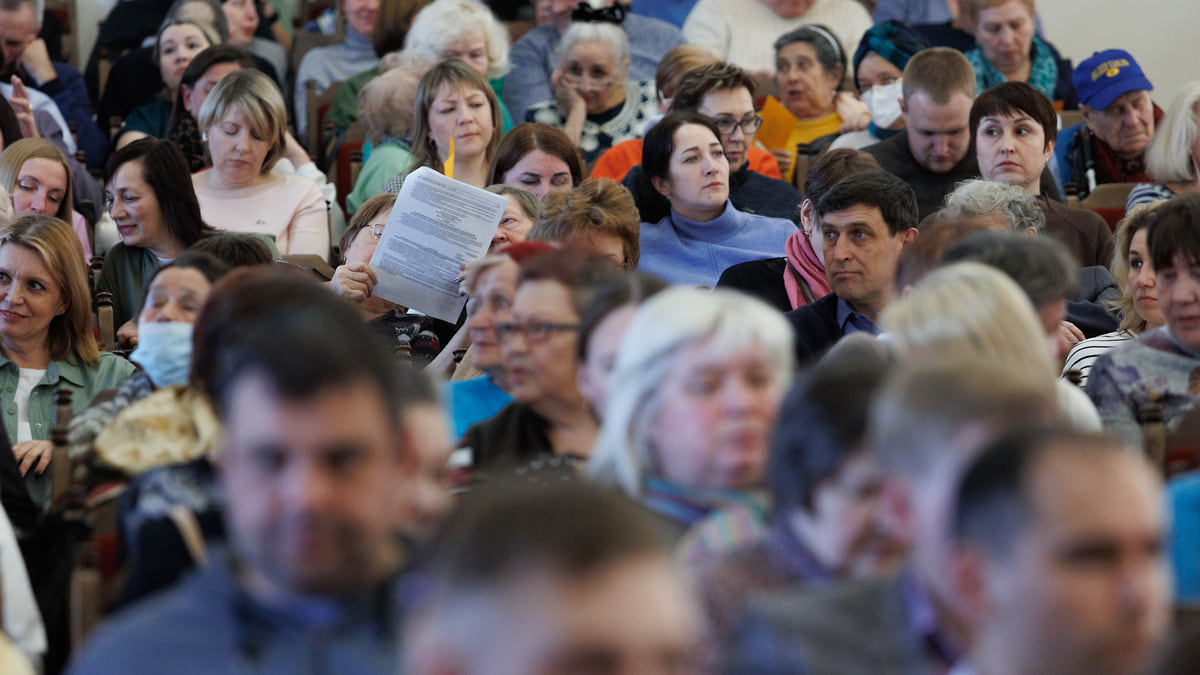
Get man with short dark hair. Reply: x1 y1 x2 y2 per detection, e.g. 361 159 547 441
68 270 434 672
622 62 803 222
403 481 702 675
1056 49 1161 199
949 427 1170 675
784 169 919 364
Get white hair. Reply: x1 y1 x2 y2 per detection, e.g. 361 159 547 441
587 287 795 496
942 179 1046 233
402 0 511 80
557 20 630 69
1146 80 1200 184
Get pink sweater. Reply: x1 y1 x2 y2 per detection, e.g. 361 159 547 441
192 171 329 261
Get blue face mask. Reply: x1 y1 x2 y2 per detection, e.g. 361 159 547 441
130 322 194 388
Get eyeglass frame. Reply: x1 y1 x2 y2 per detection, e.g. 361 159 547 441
494 321 581 344
707 114 764 137
560 72 617 93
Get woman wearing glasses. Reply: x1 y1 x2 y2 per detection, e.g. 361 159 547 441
525 18 658 166
457 248 618 481
636 112 795 288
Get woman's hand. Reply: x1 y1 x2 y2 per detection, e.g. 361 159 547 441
117 319 139 348
835 92 871 133
283 131 312 168
770 148 794 178
13 440 52 476
550 66 587 117
10 76 39 139
329 261 378 303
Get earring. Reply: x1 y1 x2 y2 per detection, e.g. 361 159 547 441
202 132 208 142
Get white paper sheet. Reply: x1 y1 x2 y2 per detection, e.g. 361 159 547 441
368 167 506 322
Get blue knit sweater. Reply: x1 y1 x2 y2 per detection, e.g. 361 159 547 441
637 201 796 287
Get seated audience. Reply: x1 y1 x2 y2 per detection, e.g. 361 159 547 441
588 286 794 545
768 25 850 185
0 0 107 167
784 169 919 364
697 356 903 673
682 0 871 77
347 53 431 213
459 249 617 478
1128 81 1200 210
0 216 135 509
67 269 433 672
400 0 513 132
1063 204 1165 385
866 47 981 219
486 122 584 200
575 271 668 419
193 70 329 259
717 148 880 312
381 59 505 191
444 241 555 439
634 113 795 287
590 44 723 182
970 81 1112 267
962 0 1075 108
728 360 1060 672
1056 49 1160 199
116 17 219 149
623 61 802 222
402 482 702 675
525 16 658 166
322 0 429 145
948 427 1170 675
293 0 381 138
504 0 684 122
0 137 92 259
165 45 256 172
831 19 928 151
1088 193 1200 447
528 177 641 269
883 260 1101 429
100 139 217 346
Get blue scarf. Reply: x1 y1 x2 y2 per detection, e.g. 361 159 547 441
967 35 1058 102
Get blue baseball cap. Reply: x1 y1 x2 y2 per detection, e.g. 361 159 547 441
1074 49 1153 111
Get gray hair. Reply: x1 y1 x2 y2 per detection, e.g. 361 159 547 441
1146 80 1200 183
358 52 432 145
485 184 542 221
587 287 795 496
557 20 630 69
403 0 511 80
773 24 845 78
942 179 1046 233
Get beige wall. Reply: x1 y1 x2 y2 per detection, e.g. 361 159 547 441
1040 0 1200 108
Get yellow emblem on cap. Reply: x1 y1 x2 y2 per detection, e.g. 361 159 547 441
1092 59 1130 81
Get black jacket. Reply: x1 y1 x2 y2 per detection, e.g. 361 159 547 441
784 293 843 366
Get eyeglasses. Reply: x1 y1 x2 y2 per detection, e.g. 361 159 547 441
495 321 580 343
708 115 764 136
561 72 615 92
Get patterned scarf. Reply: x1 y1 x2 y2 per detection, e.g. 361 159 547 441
967 35 1058 102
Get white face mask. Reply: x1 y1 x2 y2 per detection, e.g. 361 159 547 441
863 80 904 130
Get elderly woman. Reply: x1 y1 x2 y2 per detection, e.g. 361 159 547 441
294 0 383 138
770 25 849 185
883 260 1100 429
193 70 329 260
963 0 1075 109
0 216 136 505
0 138 93 259
381 60 505 191
588 286 794 539
1063 203 1165 386
101 139 218 346
1128 81 1200 209
487 122 584 200
636 112 794 287
458 249 617 479
717 148 879 311
347 54 432 213
117 18 221 149
831 20 928 151
526 17 658 165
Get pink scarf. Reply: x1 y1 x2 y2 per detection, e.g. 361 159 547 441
783 230 831 310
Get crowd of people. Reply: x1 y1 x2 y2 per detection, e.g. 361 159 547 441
0 0 1191 672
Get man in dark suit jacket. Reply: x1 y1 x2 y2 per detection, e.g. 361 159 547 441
785 170 919 365
727 361 1062 674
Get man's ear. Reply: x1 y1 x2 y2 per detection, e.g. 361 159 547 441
899 97 909 117
1078 103 1093 127
900 227 919 246
948 543 993 624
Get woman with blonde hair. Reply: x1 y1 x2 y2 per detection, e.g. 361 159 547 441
881 261 1099 429
588 286 794 543
193 70 329 260
0 216 136 504
1128 81 1200 209
0 138 92 259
